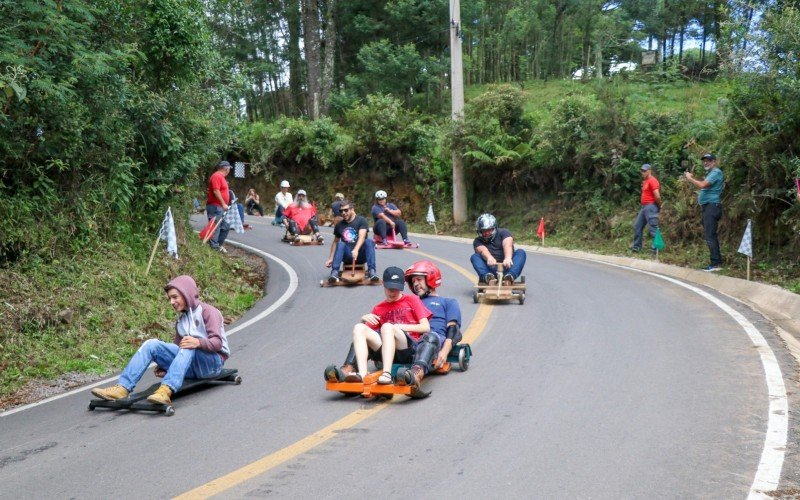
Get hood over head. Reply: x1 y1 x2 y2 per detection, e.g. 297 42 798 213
164 275 200 311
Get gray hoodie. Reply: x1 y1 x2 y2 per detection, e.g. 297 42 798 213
165 275 230 360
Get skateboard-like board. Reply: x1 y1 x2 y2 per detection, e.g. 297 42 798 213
320 264 382 287
374 230 419 249
88 368 241 416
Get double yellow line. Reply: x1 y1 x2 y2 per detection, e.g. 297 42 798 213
175 250 492 499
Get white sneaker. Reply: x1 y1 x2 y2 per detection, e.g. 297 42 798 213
218 246 228 254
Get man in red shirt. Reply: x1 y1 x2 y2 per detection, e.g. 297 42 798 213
344 266 431 385
206 161 232 252
631 163 661 253
282 189 323 242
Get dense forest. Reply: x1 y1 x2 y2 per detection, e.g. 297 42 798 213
1 0 799 265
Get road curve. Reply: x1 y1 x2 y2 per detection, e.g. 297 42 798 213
0 216 793 499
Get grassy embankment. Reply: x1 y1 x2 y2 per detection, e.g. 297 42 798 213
437 79 799 292
0 218 263 407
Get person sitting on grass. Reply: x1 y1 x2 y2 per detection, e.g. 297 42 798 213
91 275 230 406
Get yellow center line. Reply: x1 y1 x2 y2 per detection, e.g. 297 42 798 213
174 251 493 499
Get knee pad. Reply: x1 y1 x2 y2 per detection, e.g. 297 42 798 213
413 334 441 373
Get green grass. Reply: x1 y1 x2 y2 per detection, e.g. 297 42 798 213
463 78 730 123
0 227 263 401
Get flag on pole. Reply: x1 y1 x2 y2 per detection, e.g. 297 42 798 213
737 219 753 258
159 207 178 258
536 217 545 239
426 204 436 224
653 227 665 251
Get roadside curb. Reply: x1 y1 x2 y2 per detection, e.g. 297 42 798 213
410 231 800 347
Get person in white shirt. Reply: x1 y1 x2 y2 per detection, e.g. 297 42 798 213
273 179 293 225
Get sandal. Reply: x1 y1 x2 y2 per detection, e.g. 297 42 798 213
377 371 393 385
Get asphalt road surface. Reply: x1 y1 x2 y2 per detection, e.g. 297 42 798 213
1 215 796 499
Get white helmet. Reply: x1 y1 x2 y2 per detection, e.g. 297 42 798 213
280 180 290 188
375 190 387 199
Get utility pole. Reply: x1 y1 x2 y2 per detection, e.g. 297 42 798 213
450 0 467 224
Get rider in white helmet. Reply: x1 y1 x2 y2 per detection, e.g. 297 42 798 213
371 190 410 244
471 213 526 285
273 180 293 225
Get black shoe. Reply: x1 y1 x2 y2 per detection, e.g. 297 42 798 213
629 246 641 253
483 273 497 285
316 234 324 243
328 270 340 283
367 269 380 282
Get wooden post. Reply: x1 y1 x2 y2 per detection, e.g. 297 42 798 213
747 256 751 281
145 233 161 276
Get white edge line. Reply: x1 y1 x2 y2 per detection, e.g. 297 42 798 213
0 240 298 418
589 260 787 497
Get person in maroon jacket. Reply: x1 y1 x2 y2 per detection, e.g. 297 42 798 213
91 275 230 405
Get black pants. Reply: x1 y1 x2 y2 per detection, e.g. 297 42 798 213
374 219 408 240
288 215 320 235
701 203 722 266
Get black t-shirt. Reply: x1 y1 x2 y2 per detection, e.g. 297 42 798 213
331 200 343 217
334 215 369 249
473 228 513 260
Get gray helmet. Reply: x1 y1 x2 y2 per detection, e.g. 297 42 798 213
475 213 497 242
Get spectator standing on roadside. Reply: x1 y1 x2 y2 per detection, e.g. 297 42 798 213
205 161 232 253
685 153 724 272
631 163 661 253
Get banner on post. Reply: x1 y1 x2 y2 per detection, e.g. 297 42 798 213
426 204 436 224
159 207 179 259
737 219 753 258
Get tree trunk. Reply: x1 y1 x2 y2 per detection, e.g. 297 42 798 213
319 0 336 116
302 0 322 119
284 0 303 116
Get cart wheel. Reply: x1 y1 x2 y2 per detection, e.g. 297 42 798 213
458 348 469 371
88 403 95 411
520 276 525 284
519 293 525 305
472 291 479 304
165 406 175 416
234 375 242 385
380 393 395 400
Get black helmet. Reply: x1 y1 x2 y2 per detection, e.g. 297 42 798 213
475 213 497 242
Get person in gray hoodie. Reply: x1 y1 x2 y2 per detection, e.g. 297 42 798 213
91 275 230 405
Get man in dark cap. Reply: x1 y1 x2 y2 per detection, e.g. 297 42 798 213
685 153 724 271
206 160 232 253
631 163 661 253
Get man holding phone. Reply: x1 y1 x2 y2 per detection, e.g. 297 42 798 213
685 153 724 272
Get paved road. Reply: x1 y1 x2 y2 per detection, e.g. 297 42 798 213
0 216 794 499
